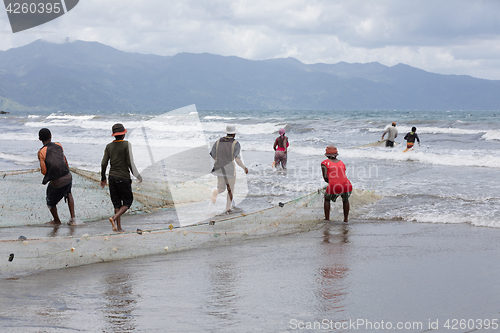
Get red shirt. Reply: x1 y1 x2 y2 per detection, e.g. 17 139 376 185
321 159 352 194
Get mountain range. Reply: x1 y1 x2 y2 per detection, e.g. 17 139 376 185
1 40 499 111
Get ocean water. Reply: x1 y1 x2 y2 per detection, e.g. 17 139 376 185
1 108 499 227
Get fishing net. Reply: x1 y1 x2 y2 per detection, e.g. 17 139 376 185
0 166 215 228
0 181 383 278
1 189 325 278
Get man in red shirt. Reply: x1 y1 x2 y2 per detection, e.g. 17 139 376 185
321 145 352 222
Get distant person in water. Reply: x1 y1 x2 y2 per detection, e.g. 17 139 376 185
272 128 289 170
100 123 142 232
210 125 249 213
404 126 420 151
381 122 398 147
37 128 78 226
321 145 352 223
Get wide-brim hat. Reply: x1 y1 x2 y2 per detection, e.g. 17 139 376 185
226 125 237 134
112 123 127 136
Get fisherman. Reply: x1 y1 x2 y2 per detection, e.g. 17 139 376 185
321 145 352 223
381 122 398 147
210 124 249 213
272 128 289 170
37 128 78 225
404 126 420 150
100 123 142 232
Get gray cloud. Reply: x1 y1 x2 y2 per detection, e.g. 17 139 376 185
1 0 500 79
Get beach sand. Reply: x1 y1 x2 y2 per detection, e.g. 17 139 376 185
1 220 499 332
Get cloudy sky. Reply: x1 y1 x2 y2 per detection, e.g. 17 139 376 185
2 0 500 80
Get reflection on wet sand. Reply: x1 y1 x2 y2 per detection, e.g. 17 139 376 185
316 223 350 316
102 270 138 332
47 225 77 237
206 260 240 321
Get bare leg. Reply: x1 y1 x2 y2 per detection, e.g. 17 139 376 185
111 206 128 231
48 206 62 225
343 201 350 222
211 189 218 204
67 193 75 219
324 198 330 221
225 185 233 212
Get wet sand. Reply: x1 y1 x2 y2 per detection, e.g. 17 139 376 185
1 220 500 332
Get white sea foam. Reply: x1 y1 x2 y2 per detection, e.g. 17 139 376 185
407 213 500 229
367 126 485 135
268 143 500 169
203 116 236 120
482 130 500 141
0 153 38 166
341 149 500 168
46 114 97 120
417 126 484 135
200 121 281 135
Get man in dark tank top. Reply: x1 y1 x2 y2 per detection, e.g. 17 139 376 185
37 128 78 226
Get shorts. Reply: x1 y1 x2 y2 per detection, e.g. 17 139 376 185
406 142 414 149
109 175 133 209
274 151 287 168
217 175 236 194
325 191 351 203
386 140 394 147
46 181 72 209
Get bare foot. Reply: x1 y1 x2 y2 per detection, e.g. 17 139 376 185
67 218 80 226
45 220 61 225
109 217 117 231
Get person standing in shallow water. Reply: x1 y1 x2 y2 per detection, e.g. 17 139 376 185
37 128 78 225
321 145 352 223
382 122 398 147
273 128 289 170
100 123 142 232
404 126 420 151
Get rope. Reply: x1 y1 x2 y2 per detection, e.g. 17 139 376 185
1 168 39 177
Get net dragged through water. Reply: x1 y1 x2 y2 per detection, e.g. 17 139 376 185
0 167 213 228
